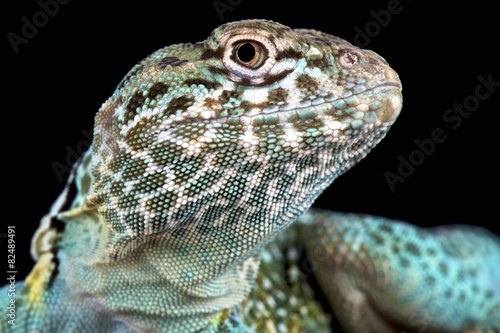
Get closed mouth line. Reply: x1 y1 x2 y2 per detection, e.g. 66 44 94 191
164 84 402 127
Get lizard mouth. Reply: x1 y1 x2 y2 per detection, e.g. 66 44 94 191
235 83 403 129
359 83 403 124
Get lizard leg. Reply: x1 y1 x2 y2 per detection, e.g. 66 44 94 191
298 209 500 333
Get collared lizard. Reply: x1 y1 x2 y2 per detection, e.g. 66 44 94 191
1 19 499 332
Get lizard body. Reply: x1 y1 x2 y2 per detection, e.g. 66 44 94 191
1 19 498 332
298 210 500 333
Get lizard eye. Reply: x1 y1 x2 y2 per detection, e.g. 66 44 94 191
223 34 276 80
232 41 267 68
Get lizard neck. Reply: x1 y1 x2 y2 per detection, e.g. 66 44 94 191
41 149 260 331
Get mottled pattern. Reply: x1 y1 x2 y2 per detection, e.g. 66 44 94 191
297 210 500 333
1 19 497 333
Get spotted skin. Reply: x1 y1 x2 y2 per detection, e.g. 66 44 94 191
297 210 500 333
0 19 498 333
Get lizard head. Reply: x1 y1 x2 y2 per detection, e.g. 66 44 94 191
88 20 402 278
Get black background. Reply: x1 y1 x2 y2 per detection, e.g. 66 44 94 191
4 0 499 315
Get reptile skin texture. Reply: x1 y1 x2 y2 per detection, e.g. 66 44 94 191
2 19 499 332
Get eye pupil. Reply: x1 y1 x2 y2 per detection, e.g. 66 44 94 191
228 40 269 72
236 43 257 63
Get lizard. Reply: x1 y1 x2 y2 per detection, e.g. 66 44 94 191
1 19 499 332
243 209 500 333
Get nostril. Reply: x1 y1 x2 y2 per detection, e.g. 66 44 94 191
339 50 363 69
